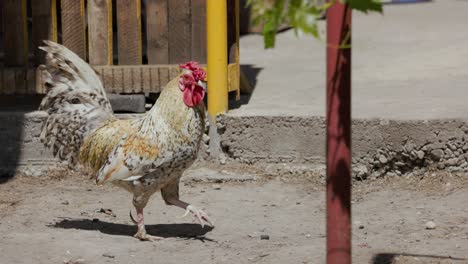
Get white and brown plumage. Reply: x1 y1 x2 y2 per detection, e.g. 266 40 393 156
39 41 212 241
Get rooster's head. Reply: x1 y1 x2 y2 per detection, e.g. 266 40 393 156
178 61 207 108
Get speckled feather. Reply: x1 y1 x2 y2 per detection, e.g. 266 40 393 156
39 41 205 205
39 40 114 164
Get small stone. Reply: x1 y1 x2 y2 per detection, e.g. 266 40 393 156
430 149 444 161
448 143 457 151
445 148 454 156
395 161 405 167
260 234 270 240
416 150 425 160
212 184 221 190
446 158 458 166
378 155 388 164
425 221 436 230
405 142 415 152
102 253 115 259
353 165 369 180
359 225 365 229
219 153 227 165
305 234 311 238
61 200 69 205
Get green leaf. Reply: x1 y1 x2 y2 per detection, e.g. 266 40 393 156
261 0 286 48
347 0 383 13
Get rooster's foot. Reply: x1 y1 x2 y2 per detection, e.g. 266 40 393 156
134 231 163 242
181 205 214 228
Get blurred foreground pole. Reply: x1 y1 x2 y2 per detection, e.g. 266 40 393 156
206 0 228 115
326 1 352 264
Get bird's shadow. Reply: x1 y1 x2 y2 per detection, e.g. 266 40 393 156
48 218 215 242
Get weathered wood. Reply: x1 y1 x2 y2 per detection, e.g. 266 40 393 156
88 0 113 65
227 0 237 64
0 68 36 94
2 0 28 66
146 0 169 64
93 65 179 93
168 0 192 63
158 67 170 88
191 0 206 63
32 0 58 65
60 0 86 59
116 0 142 65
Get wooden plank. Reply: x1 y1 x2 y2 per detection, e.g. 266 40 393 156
0 68 35 94
34 65 178 93
141 67 151 92
158 67 169 88
32 0 58 65
149 67 159 91
146 0 169 64
116 0 142 65
227 0 237 64
88 0 113 65
169 67 180 79
168 0 191 63
3 68 18 94
60 0 86 59
191 0 206 63
2 0 28 66
93 65 179 93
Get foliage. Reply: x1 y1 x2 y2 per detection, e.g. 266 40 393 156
246 0 382 48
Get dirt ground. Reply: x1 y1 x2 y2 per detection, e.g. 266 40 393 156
0 164 467 264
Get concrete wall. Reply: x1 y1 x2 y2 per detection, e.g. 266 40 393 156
219 116 468 178
2 111 468 179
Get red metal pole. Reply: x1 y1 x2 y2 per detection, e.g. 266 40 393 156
326 1 352 264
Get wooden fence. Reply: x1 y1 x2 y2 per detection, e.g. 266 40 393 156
0 0 240 97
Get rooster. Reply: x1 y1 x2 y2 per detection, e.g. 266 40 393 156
39 41 213 241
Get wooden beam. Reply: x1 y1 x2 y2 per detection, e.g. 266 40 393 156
0 68 37 94
191 0 206 64
146 0 169 64
94 65 179 93
227 0 237 64
32 0 58 65
2 0 28 66
116 0 142 65
60 0 87 59
168 0 191 63
35 65 179 94
88 0 113 65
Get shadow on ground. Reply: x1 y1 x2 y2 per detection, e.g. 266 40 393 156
372 252 467 263
0 96 42 183
49 218 215 242
229 64 263 110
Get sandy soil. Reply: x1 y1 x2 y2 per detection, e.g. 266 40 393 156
0 165 467 264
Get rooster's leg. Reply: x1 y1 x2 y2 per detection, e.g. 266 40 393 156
166 198 214 227
132 207 163 241
161 180 214 227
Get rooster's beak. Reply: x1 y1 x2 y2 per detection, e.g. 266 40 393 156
197 80 207 92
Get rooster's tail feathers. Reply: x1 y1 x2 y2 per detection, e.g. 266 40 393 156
39 40 114 164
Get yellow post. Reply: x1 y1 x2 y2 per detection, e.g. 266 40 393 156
207 0 228 115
